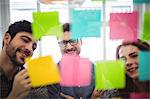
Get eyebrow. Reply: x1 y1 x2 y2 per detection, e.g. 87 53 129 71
128 52 137 56
120 52 137 59
21 35 32 41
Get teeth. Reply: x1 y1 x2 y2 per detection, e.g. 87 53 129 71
129 68 137 72
20 57 25 62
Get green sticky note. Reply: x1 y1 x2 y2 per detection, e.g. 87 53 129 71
142 12 150 41
32 12 62 40
95 60 125 90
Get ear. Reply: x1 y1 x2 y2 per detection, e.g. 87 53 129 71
3 33 11 45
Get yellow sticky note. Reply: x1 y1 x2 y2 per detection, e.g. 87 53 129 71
26 56 60 87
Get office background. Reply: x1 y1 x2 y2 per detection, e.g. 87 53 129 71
0 0 149 61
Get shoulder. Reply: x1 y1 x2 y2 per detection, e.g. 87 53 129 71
26 87 49 98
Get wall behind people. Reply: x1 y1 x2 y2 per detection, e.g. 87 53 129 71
0 33 2 48
0 0 10 48
7 0 137 61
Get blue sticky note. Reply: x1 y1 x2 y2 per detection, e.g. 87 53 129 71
70 9 101 39
133 0 150 4
139 51 150 81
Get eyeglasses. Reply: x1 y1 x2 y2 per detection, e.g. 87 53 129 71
59 39 78 47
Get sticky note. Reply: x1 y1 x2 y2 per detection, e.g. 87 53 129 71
130 93 150 99
39 0 62 4
80 37 102 61
70 9 101 39
133 0 150 4
109 12 138 41
41 36 62 63
95 60 125 90
141 12 150 41
70 0 86 5
26 56 60 87
60 55 92 86
78 57 92 86
32 12 62 40
139 51 150 81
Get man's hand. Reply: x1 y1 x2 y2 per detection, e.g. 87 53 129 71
60 92 74 99
7 69 31 99
91 89 105 99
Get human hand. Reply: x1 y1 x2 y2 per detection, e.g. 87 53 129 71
8 69 31 99
60 92 74 99
91 89 105 99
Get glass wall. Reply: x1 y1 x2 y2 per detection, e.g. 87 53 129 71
9 0 133 61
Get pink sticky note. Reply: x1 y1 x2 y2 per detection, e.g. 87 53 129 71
77 58 92 86
130 93 150 99
60 55 92 86
109 12 138 41
60 55 79 86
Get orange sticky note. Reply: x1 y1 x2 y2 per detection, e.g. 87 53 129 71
26 56 60 87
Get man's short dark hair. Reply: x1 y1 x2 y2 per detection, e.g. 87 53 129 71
63 23 70 32
2 20 32 48
6 20 32 39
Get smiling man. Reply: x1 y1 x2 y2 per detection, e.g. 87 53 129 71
58 23 95 99
59 23 81 56
0 20 40 99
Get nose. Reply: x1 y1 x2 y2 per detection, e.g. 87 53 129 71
25 43 33 56
126 58 133 68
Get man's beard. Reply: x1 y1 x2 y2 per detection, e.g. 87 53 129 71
6 44 24 66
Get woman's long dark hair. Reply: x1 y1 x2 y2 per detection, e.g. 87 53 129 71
116 39 150 98
116 39 150 59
